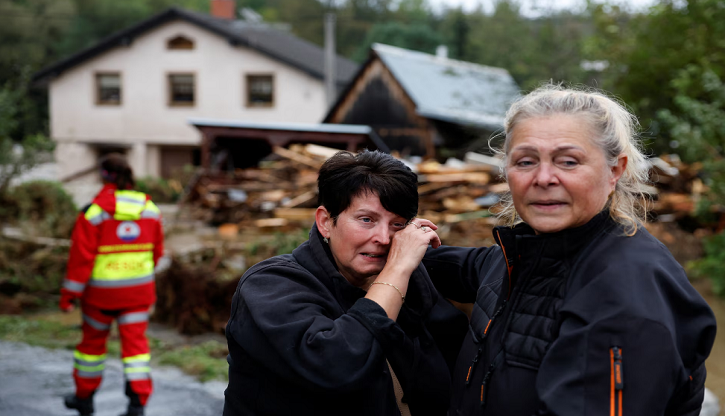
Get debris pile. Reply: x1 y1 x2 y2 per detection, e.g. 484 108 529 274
180 145 328 230
154 146 722 334
178 145 720 246
647 154 708 222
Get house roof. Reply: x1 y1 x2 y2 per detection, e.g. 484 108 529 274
32 7 358 87
356 43 520 130
189 118 389 153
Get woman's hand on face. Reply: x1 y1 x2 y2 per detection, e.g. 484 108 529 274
386 218 441 274
405 218 441 249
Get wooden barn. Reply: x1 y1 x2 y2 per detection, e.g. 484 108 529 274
324 43 521 159
189 118 388 170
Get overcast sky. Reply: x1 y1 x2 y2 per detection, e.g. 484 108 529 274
426 0 658 16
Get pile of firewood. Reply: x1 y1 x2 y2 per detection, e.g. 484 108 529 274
178 145 718 242
159 146 720 334
179 144 329 229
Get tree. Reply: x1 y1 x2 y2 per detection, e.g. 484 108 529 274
657 64 725 209
451 0 589 91
54 0 211 60
0 78 54 196
593 0 725 152
351 21 444 62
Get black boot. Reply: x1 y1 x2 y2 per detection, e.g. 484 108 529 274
64 393 94 416
119 405 144 416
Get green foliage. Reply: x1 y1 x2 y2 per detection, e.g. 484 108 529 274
53 0 211 59
0 0 76 82
689 232 725 295
352 21 444 62
2 180 77 238
135 176 183 204
444 1 589 91
596 0 725 295
0 313 227 381
0 239 69 304
156 340 229 382
244 228 310 265
593 0 725 152
657 64 725 211
272 228 310 255
0 314 82 349
0 76 55 197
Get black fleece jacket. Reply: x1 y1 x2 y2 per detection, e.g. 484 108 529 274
423 211 716 416
223 224 468 416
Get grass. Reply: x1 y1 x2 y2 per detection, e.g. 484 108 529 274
154 339 229 382
0 311 229 382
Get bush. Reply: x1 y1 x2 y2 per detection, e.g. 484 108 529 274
4 180 77 238
688 231 725 295
135 176 182 204
247 228 310 259
0 239 69 311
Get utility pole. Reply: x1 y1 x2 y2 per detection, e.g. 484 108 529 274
324 13 337 108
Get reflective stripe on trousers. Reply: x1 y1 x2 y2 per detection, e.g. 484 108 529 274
74 350 106 378
123 353 151 380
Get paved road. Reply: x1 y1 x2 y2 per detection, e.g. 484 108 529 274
0 341 225 416
2 340 720 416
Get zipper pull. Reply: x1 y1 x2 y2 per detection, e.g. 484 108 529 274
465 347 483 386
612 346 623 390
482 300 508 340
493 300 507 318
479 368 494 406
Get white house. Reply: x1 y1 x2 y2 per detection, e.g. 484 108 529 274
32 0 357 204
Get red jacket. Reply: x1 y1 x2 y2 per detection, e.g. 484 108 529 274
61 184 164 310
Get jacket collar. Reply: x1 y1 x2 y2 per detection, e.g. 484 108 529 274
493 209 613 271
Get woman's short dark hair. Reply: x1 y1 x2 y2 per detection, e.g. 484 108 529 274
317 150 418 223
99 153 135 190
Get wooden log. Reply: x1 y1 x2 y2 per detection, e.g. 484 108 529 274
304 143 341 160
419 172 491 184
273 208 317 221
442 196 481 212
443 210 493 223
488 183 510 193
463 152 503 173
255 218 289 227
282 191 318 208
417 182 453 195
273 146 323 169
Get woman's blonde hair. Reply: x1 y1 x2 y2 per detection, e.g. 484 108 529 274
495 83 649 235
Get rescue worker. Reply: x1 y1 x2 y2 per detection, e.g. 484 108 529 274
60 153 164 416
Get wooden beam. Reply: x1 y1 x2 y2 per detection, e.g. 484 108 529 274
272 146 322 169
201 131 212 169
281 191 318 208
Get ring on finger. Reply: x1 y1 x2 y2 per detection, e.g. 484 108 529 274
409 221 421 229
421 226 431 233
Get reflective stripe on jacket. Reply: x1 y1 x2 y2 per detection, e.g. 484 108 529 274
62 184 163 309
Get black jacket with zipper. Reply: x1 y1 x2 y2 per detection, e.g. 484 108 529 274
223 224 468 416
423 211 716 416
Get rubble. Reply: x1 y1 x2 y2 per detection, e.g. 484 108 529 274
177 145 721 243
151 145 722 334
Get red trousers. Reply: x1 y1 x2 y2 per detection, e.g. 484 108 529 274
73 303 153 406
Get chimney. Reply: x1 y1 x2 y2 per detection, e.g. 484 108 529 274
211 0 236 20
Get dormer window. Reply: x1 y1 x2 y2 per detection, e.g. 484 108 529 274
167 35 194 50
